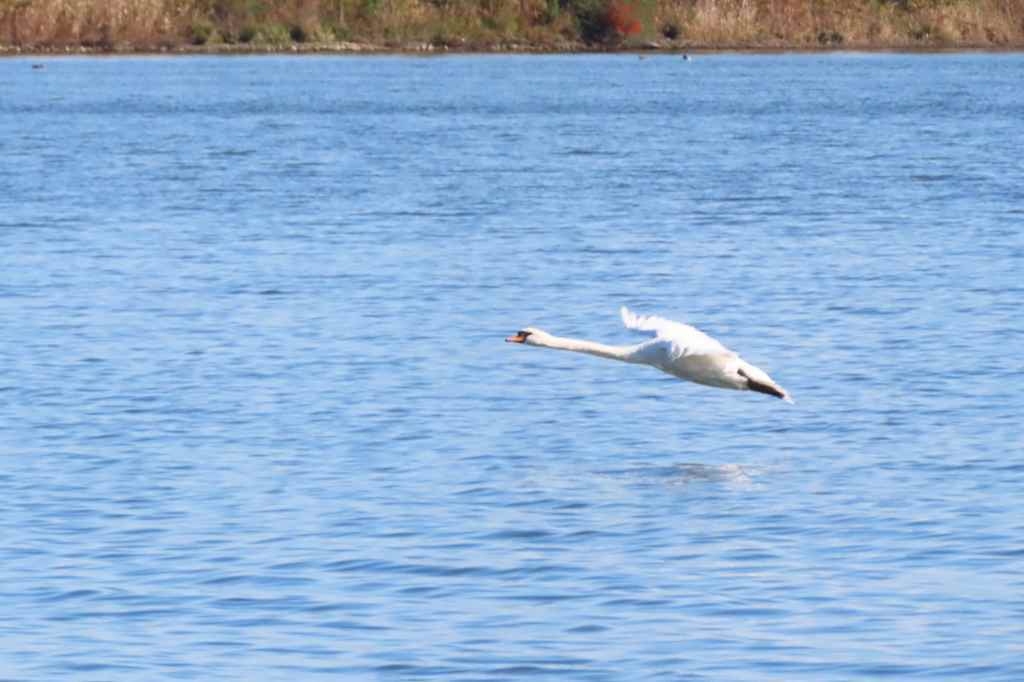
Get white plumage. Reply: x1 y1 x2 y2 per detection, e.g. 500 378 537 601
506 306 792 403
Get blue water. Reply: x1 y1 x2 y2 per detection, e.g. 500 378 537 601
1 53 1023 680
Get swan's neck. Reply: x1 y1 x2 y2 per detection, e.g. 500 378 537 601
534 335 639 363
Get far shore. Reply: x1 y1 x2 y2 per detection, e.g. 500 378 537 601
5 0 1023 61
4 41 1024 58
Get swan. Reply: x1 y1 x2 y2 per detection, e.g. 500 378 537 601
506 306 793 403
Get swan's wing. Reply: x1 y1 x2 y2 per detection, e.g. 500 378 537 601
620 306 734 358
629 338 684 369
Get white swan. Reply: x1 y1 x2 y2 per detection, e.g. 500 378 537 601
506 306 793 403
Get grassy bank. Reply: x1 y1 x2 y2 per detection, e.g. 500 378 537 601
2 0 1024 53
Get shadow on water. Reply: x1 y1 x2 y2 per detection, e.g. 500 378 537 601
600 462 762 488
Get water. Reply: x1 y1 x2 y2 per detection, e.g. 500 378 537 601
1 53 1023 680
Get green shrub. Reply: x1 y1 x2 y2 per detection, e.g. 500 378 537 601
817 29 843 45
256 23 292 45
330 24 352 41
234 22 292 45
431 26 453 47
571 0 614 43
311 23 349 42
189 20 216 45
542 0 561 24
361 0 380 19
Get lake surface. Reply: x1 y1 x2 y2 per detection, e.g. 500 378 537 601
1 52 1023 680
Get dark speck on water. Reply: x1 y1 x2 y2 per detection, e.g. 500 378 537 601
1 53 1022 680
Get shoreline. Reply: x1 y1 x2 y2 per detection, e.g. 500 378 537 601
4 41 1024 57
4 0 1022 60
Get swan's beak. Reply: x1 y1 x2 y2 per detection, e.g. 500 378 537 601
506 331 529 343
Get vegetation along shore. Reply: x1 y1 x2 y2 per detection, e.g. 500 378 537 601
2 0 1024 54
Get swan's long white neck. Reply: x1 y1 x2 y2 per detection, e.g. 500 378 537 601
531 334 640 363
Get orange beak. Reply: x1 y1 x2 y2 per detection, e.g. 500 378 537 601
505 332 529 343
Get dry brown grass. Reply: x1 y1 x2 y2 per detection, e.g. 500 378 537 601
2 0 1023 49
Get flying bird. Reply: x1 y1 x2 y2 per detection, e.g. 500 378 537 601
506 306 792 402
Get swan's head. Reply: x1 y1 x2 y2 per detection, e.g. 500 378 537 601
736 359 793 403
505 327 551 346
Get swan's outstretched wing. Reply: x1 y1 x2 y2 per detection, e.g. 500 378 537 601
620 306 734 358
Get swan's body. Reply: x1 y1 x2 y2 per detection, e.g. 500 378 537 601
506 307 792 403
